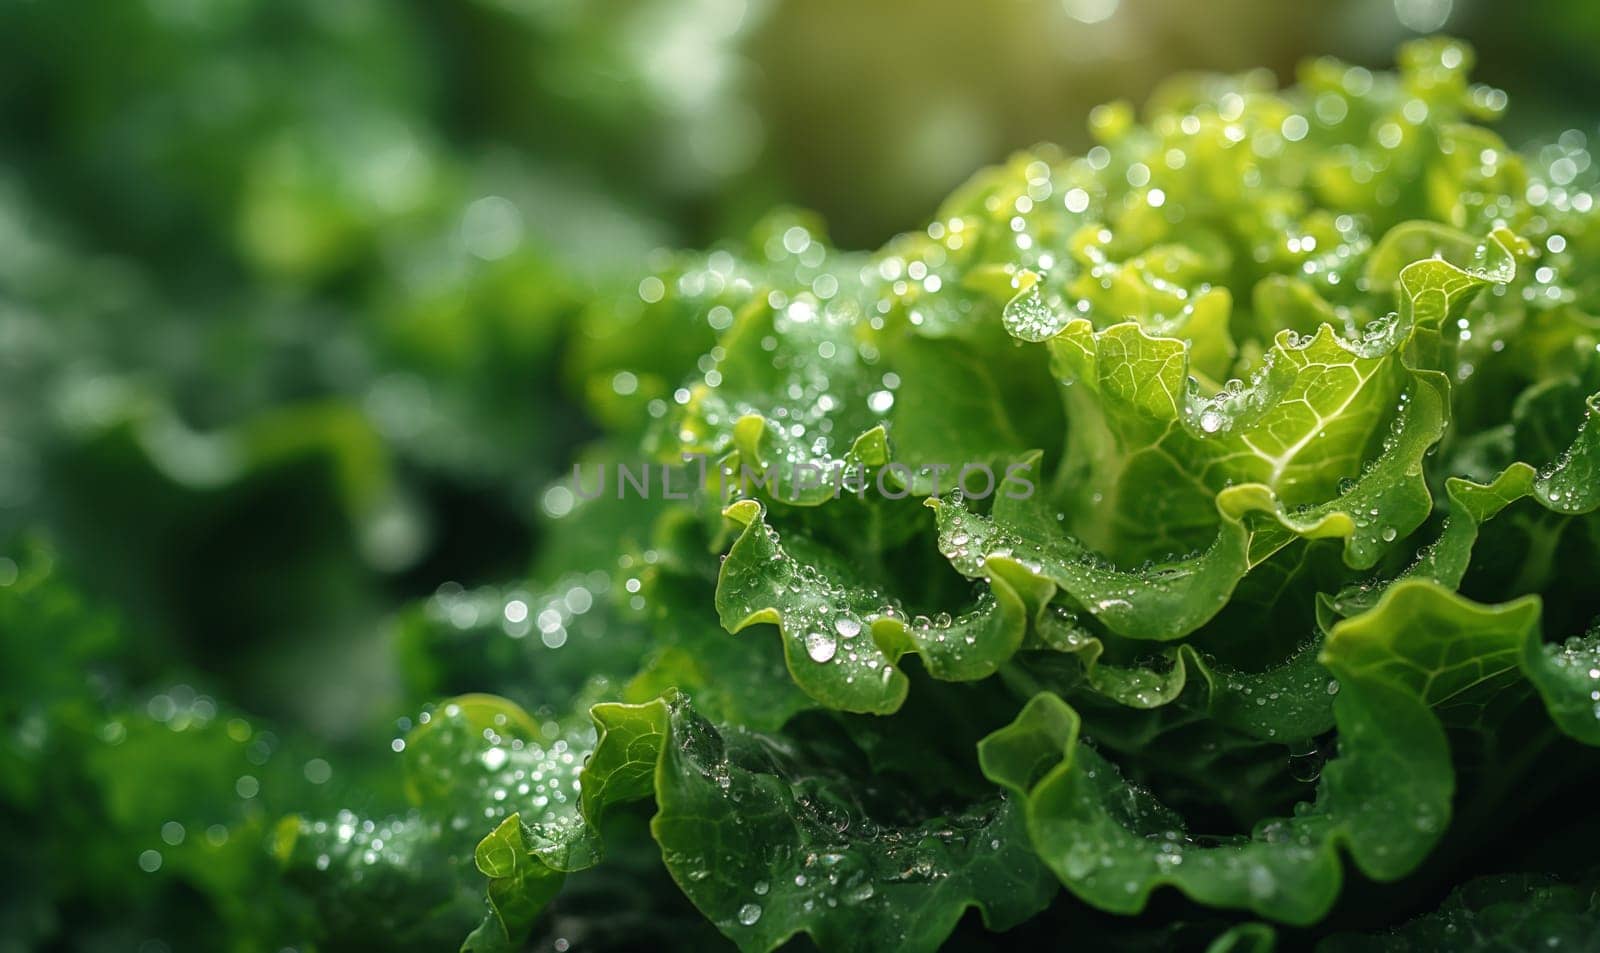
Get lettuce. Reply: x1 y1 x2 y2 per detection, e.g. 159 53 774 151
10 33 1600 952
260 37 1600 951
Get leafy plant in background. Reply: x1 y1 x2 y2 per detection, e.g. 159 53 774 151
6 31 1600 953
0 0 718 729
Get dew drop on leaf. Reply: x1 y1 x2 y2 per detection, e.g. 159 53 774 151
805 630 838 663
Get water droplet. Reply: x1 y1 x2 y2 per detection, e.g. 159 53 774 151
845 881 875 903
1247 866 1277 899
738 903 763 926
805 631 838 663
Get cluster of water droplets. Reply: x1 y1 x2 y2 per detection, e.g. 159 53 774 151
298 810 434 882
426 572 609 650
404 699 595 836
1539 625 1600 720
665 707 1016 934
1534 405 1599 512
717 516 892 687
1186 375 1260 437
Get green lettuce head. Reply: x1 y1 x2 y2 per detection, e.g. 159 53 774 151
278 37 1600 952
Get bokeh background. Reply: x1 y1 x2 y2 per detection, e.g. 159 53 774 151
1 0 1599 945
